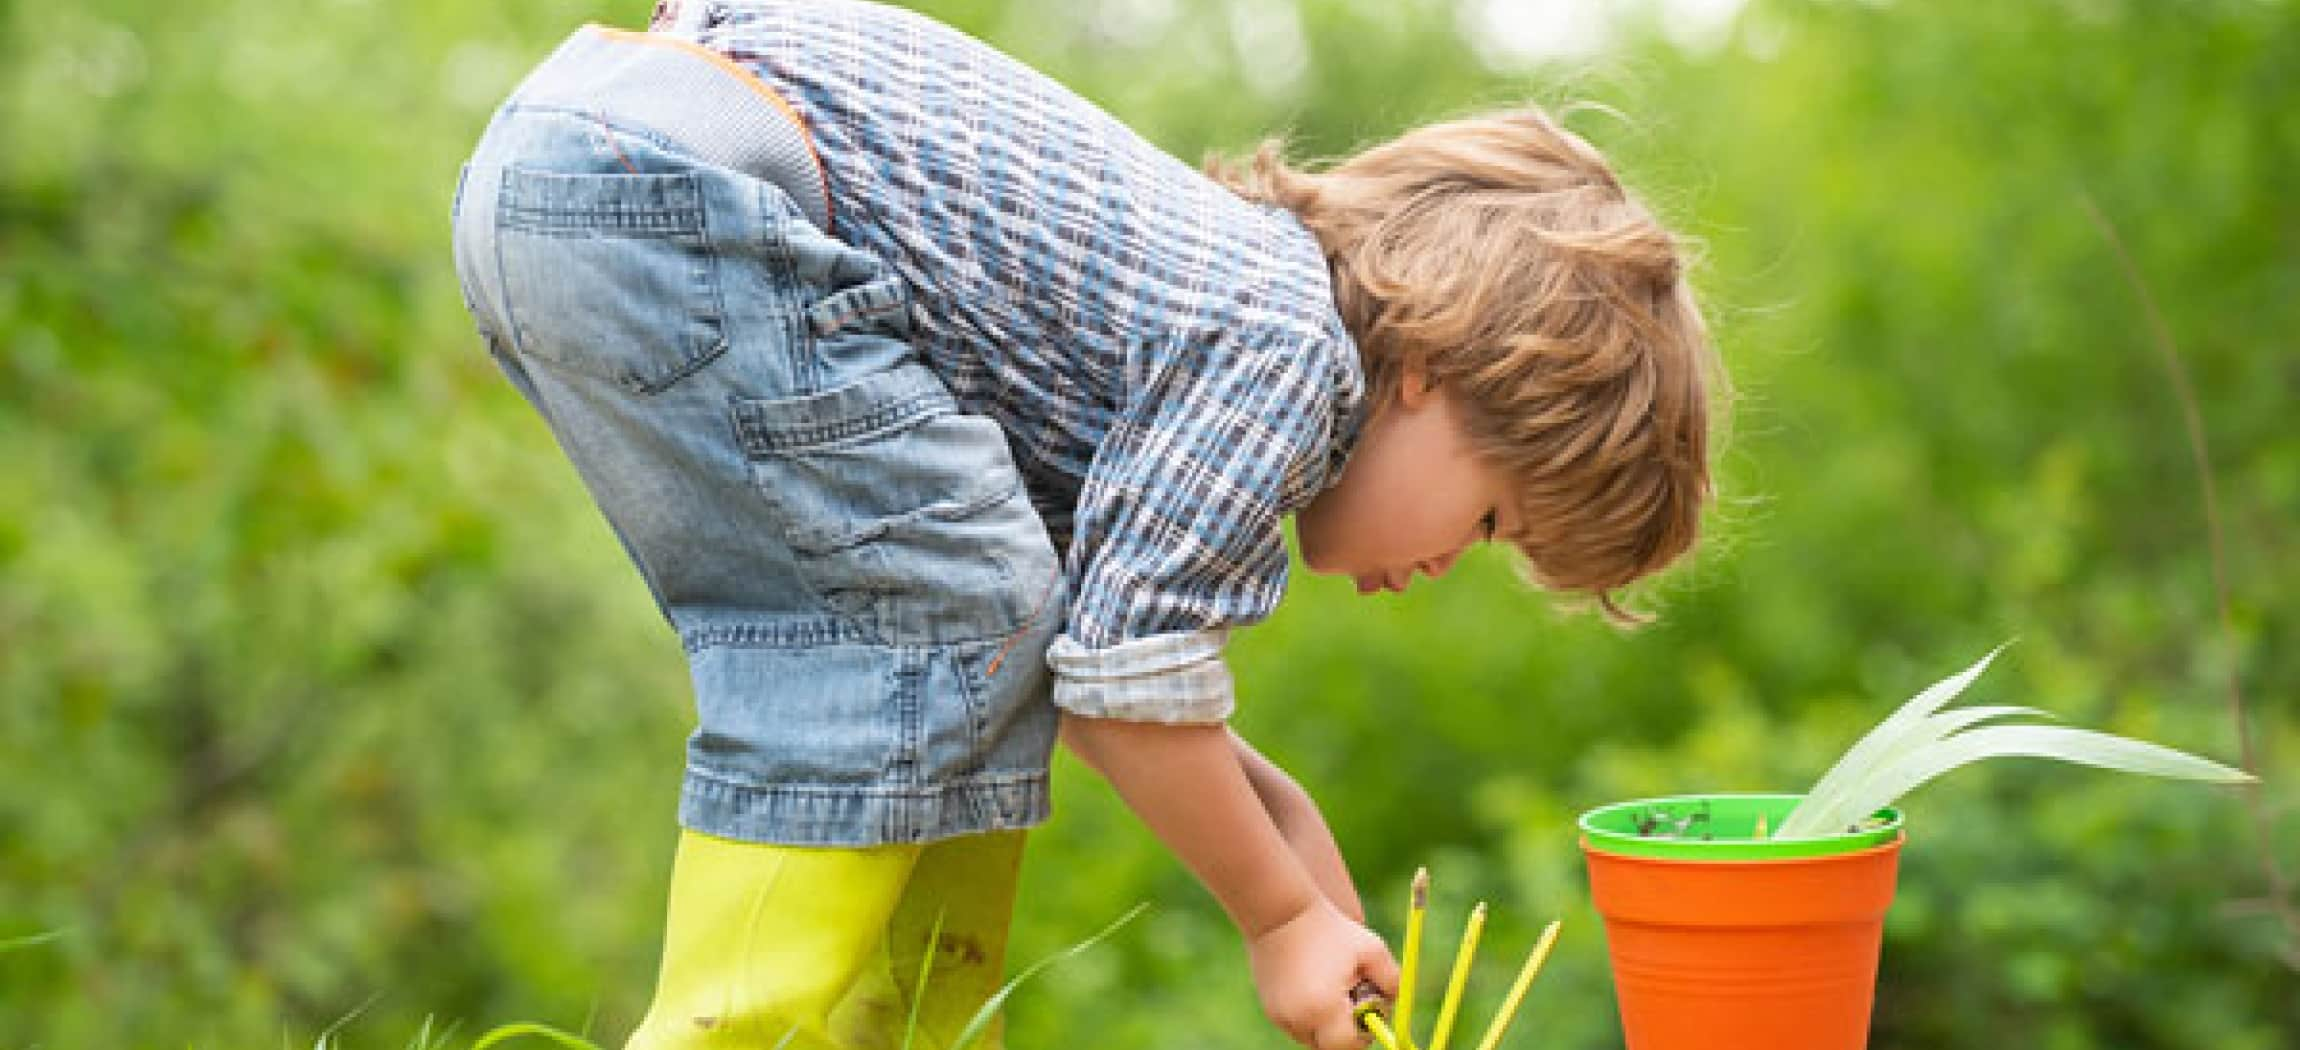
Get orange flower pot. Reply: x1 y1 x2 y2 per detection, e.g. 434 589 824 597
1580 795 1905 1050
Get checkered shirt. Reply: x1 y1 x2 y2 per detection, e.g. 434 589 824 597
655 0 1369 723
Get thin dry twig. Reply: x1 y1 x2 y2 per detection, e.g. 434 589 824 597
2079 191 2299 969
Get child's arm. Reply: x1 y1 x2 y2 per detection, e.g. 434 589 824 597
1063 715 1397 1050
1229 729 1365 923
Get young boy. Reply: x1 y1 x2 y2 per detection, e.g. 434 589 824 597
449 2 1718 1048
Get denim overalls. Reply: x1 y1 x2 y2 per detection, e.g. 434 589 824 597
451 25 1064 1046
451 24 1066 851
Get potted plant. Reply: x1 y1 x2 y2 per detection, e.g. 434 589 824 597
1577 645 2255 1050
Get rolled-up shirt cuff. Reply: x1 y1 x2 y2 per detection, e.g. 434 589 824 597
1045 628 1235 724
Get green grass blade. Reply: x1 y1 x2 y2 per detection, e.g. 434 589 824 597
468 1023 606 1050
0 930 65 953
405 1016 466 1050
902 908 947 1050
946 902 1148 1050
314 992 385 1050
466 1020 792 1050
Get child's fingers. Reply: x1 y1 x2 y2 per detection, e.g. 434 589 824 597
1360 941 1403 998
1314 1008 1373 1050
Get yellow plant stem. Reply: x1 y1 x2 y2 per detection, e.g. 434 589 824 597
1470 920 1561 1050
1358 1007 1406 1050
1395 867 1430 1043
1427 901 1486 1050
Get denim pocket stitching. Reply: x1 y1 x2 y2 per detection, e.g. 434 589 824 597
497 168 707 234
625 335 731 395
734 389 952 454
729 365 956 454
781 471 1022 556
732 362 1044 645
491 165 727 393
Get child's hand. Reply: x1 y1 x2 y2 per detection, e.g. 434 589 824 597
1247 897 1400 1050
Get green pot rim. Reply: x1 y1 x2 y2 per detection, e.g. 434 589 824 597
1577 792 1905 860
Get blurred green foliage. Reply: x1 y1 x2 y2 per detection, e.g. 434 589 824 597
3 0 2295 1046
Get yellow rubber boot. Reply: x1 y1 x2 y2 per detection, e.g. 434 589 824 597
624 830 923 1050
876 831 1029 1050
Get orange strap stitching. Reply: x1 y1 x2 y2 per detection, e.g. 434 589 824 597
588 24 837 234
985 573 1060 678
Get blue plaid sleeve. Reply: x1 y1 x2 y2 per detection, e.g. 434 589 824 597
1048 330 1361 723
676 1 1372 720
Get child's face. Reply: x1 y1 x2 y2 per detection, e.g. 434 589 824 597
1296 374 1512 594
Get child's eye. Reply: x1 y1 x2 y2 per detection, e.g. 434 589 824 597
1480 509 1498 541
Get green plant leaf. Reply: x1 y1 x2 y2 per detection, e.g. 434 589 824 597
1776 704 2051 838
1866 705 2060 788
1777 645 2257 838
1778 644 2009 837
1812 724 2255 835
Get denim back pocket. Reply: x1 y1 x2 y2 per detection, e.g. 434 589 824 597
733 364 1060 647
494 166 729 394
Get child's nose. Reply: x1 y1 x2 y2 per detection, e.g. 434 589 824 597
1421 549 1464 580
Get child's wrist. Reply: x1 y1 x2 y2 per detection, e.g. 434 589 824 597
1236 875 1325 942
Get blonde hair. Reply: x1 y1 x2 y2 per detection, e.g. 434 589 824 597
1208 104 1726 624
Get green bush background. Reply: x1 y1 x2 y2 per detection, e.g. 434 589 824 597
4 0 2295 1045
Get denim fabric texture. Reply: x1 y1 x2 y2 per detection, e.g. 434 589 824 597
451 27 1063 846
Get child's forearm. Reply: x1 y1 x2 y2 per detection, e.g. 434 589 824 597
1060 714 1325 939
1229 729 1365 923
